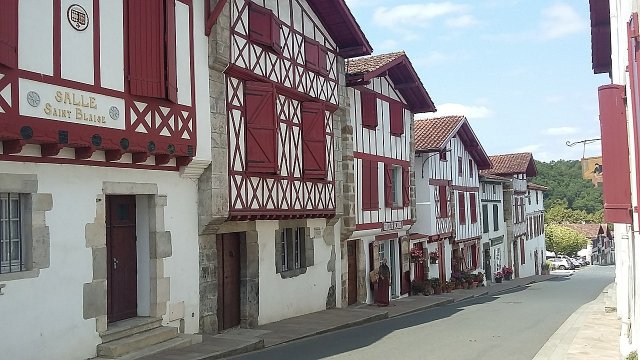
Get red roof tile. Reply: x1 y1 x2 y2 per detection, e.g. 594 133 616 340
346 52 405 75
480 153 537 177
561 224 606 238
481 174 510 182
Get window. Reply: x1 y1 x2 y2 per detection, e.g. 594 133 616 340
458 192 466 224
528 191 531 205
1 193 23 274
493 204 499 231
468 159 473 178
301 102 327 178
390 101 404 136
465 244 477 269
439 150 447 161
437 185 448 218
378 242 386 266
384 164 406 208
249 2 281 53
482 204 489 233
362 160 379 210
281 227 305 271
535 191 539 204
361 92 378 129
466 247 473 269
0 0 18 68
305 38 328 75
492 185 496 194
127 0 177 102
469 193 477 223
245 81 277 173
458 157 463 176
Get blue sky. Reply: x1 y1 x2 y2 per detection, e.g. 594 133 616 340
345 0 610 161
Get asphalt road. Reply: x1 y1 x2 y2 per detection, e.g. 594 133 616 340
230 265 615 360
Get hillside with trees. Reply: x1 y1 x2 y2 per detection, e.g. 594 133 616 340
533 160 603 224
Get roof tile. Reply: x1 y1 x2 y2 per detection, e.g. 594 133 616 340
414 116 465 151
480 153 536 176
346 52 405 75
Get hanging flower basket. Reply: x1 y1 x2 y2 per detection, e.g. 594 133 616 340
428 250 439 264
410 247 425 264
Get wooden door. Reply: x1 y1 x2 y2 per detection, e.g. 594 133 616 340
483 245 491 280
413 243 425 282
106 195 138 323
438 241 446 281
399 240 410 295
368 242 374 293
217 233 241 331
347 241 358 305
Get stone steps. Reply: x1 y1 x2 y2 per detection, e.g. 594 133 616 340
97 326 178 358
101 317 163 343
95 335 198 360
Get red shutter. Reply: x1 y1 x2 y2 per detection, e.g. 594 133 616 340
128 0 166 98
371 161 379 209
438 185 447 218
271 16 281 52
0 0 18 68
361 92 378 128
520 238 525 264
362 160 371 210
384 164 393 207
318 47 328 75
598 84 632 224
302 102 326 178
305 39 319 72
245 81 277 173
249 3 271 46
165 0 178 103
458 192 466 224
469 193 477 223
390 101 404 136
471 244 478 269
402 167 410 207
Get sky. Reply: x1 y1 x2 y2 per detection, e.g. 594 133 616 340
344 0 610 162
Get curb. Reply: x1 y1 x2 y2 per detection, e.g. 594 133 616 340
389 298 454 318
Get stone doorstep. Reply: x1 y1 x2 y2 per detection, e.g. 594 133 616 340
97 326 178 358
94 335 196 360
100 317 163 343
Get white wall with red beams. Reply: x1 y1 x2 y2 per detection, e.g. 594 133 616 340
0 0 211 170
521 188 545 278
509 174 528 238
348 76 412 231
479 179 508 278
225 0 343 219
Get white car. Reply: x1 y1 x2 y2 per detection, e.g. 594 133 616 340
549 258 573 270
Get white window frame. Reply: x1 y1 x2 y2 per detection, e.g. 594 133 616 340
391 166 402 207
281 227 304 272
0 193 24 274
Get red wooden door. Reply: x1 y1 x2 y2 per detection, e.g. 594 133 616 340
347 241 358 305
106 196 138 323
399 241 410 295
438 241 446 281
413 243 425 282
217 233 241 331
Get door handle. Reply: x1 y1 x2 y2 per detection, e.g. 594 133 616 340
113 257 118 270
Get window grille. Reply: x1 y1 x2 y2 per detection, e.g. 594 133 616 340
0 193 23 274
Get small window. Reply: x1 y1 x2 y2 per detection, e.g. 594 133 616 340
458 192 466 224
492 184 496 194
437 185 448 218
378 242 386 266
439 150 447 161
458 157 463 176
469 193 477 224
528 191 531 205
493 204 499 231
0 193 24 274
281 227 305 272
468 159 473 178
535 191 539 204
391 166 402 207
482 204 489 233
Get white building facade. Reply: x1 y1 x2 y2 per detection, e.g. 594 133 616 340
521 184 546 277
343 52 435 305
412 116 492 283
479 175 508 282
0 1 211 359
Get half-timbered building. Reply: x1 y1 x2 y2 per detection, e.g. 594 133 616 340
479 174 508 282
412 116 491 283
523 182 547 277
199 0 373 331
480 153 538 279
342 52 435 305
0 1 210 358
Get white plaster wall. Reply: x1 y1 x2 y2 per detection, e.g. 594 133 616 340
413 153 435 236
19 0 54 75
176 1 192 106
61 0 94 84
99 0 124 91
0 161 200 360
257 219 334 325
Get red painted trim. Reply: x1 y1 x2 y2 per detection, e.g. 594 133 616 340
0 154 179 171
455 236 480 245
93 0 101 87
228 210 335 221
429 178 450 186
355 222 381 231
354 152 410 167
53 0 61 78
451 185 479 192
375 233 398 241
205 0 228 36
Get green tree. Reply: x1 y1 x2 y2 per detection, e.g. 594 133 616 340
534 160 603 214
546 224 590 256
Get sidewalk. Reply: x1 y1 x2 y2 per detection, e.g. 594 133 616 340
532 283 621 360
142 274 556 360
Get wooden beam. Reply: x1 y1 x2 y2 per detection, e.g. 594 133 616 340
205 0 228 36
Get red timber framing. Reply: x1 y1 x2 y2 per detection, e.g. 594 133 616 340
0 0 196 168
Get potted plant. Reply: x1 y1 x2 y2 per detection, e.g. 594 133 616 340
410 247 426 264
430 277 442 295
428 250 439 264
475 272 485 286
502 265 514 280
494 271 503 283
411 280 426 296
542 261 551 275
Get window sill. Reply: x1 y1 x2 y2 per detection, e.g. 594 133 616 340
0 269 40 282
363 124 378 131
362 207 380 211
278 267 308 279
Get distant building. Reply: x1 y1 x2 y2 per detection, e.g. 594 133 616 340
479 175 509 282
562 224 614 265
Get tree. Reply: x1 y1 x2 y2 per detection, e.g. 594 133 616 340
546 225 590 256
545 201 604 224
534 160 603 213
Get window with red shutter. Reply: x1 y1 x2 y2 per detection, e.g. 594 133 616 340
302 102 327 178
361 92 378 129
520 238 525 264
318 47 328 76
127 0 177 101
384 164 393 208
245 81 277 173
458 192 466 224
0 0 18 68
362 160 379 210
305 39 320 72
469 193 477 223
249 3 281 53
402 167 410 207
390 101 404 136
438 185 448 218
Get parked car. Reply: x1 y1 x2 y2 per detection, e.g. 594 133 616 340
574 257 587 267
549 258 573 270
557 255 577 269
569 258 582 268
